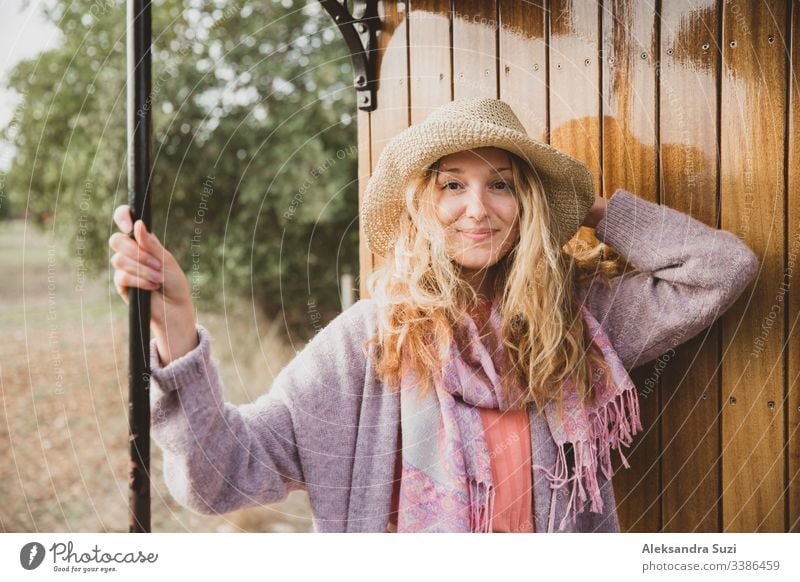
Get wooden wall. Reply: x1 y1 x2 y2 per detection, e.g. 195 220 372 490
356 0 799 532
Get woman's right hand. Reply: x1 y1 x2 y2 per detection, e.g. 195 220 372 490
109 205 199 364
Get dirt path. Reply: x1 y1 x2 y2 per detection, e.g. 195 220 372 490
0 220 313 532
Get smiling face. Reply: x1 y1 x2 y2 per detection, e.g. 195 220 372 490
432 147 521 284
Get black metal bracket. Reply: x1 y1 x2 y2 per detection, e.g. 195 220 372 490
318 0 380 111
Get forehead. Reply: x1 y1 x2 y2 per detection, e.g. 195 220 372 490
437 147 512 173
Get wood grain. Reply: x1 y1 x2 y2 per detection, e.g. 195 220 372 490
599 0 660 533
789 0 800 533
720 0 786 532
452 0 498 98
499 0 547 141
366 1 411 276
659 0 721 533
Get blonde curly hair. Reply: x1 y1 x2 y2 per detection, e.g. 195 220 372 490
364 150 633 413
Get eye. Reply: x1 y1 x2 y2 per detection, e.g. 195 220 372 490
440 181 462 191
493 181 513 191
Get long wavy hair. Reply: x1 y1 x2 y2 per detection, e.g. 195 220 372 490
364 150 633 414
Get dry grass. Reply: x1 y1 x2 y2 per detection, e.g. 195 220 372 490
0 219 314 532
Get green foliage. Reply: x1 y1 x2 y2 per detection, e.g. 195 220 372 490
2 0 360 337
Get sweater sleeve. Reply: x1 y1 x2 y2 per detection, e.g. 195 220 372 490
149 299 374 516
579 188 760 370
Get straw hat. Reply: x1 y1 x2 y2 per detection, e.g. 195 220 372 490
360 97 596 257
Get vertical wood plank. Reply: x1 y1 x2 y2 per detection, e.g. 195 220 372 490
789 0 800 533
409 0 452 123
549 0 603 197
549 0 604 258
600 0 660 532
368 1 411 275
659 0 721 532
720 0 786 532
452 0 498 98
498 0 547 141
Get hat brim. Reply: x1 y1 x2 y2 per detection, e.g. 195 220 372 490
361 119 595 257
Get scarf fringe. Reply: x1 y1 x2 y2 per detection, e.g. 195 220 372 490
538 385 642 531
468 479 495 533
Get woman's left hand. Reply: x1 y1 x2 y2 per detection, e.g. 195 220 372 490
582 196 607 228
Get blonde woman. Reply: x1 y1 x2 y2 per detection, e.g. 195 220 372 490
108 98 759 532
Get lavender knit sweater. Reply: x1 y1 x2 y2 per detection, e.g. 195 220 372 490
149 189 760 532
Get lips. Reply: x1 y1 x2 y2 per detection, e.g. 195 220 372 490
459 229 498 241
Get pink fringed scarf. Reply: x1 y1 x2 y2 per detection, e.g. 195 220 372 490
395 296 642 532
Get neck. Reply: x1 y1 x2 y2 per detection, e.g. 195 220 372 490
461 263 500 300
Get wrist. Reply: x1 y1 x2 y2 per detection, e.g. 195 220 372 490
153 306 198 365
583 196 607 228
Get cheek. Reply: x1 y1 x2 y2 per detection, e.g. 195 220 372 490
499 198 520 226
434 197 460 225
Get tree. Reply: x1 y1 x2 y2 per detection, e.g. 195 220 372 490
2 0 360 336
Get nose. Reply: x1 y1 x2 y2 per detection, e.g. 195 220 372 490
463 187 489 221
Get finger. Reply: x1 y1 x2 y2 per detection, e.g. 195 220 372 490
133 220 166 260
108 232 161 269
114 278 130 304
110 252 163 284
114 269 161 294
113 205 133 234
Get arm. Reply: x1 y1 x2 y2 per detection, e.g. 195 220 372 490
578 188 760 370
149 299 375 515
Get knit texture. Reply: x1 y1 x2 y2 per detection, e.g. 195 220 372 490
149 188 759 532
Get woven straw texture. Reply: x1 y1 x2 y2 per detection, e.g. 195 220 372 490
361 97 595 257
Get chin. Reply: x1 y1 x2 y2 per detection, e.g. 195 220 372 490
452 256 501 271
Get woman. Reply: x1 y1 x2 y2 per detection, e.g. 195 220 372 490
108 97 759 532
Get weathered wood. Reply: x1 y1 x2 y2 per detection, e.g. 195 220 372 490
452 0 497 99
600 0 660 533
498 0 547 141
549 0 602 197
789 0 800 534
356 0 794 532
720 0 786 533
409 0 451 123
659 0 721 533
365 1 410 279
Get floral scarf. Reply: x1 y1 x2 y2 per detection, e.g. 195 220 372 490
395 296 641 532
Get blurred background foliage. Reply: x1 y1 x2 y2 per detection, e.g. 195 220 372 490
1 0 360 336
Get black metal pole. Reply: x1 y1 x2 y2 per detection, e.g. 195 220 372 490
126 0 152 533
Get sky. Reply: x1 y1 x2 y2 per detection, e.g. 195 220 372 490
0 0 60 170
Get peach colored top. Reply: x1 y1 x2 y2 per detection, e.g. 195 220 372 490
387 299 534 532
386 406 534 532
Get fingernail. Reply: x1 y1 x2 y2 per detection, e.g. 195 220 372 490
122 221 132 232
147 257 160 269
152 271 163 282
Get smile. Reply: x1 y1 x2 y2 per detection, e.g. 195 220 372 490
459 229 498 241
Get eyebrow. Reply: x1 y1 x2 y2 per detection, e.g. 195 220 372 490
437 167 512 174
